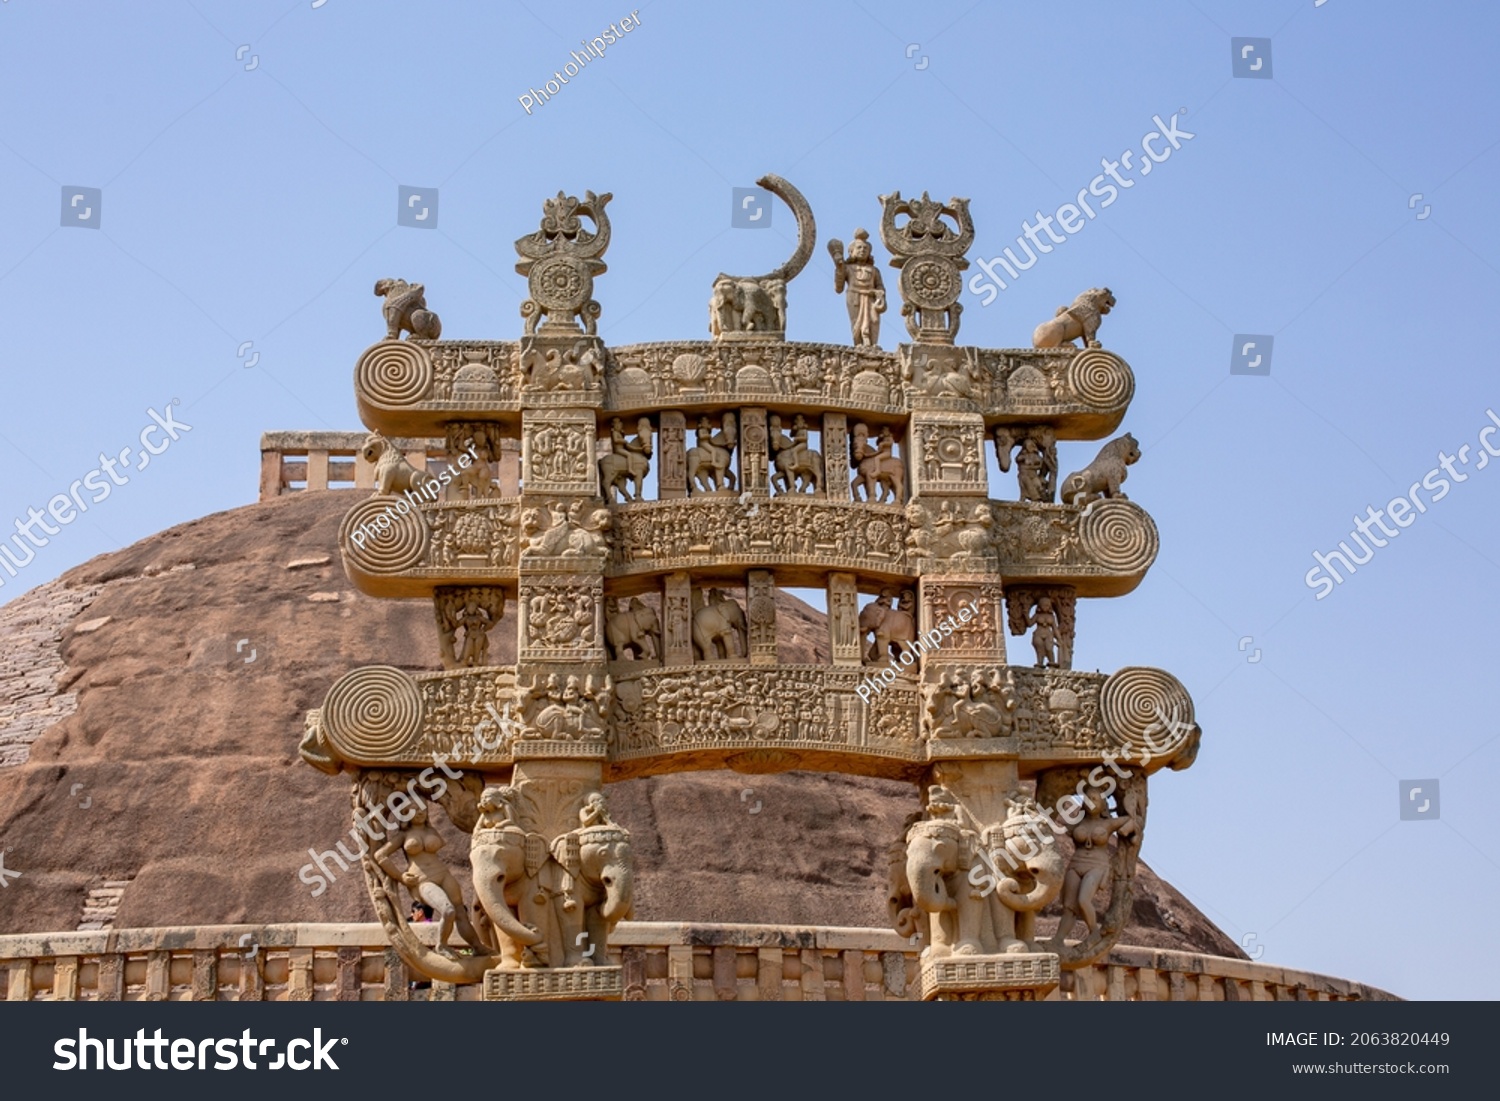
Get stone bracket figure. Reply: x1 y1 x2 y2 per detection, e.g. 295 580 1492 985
606 596 661 662
691 588 746 660
435 585 506 670
993 426 1058 504
828 227 887 347
374 278 442 340
859 590 918 666
599 416 653 503
1005 587 1075 670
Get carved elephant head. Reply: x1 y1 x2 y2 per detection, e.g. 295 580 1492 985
470 825 543 964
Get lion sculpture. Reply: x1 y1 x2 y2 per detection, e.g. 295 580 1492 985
1060 434 1139 507
362 433 436 497
1032 287 1115 349
375 278 443 341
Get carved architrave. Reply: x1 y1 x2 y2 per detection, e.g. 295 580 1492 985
918 579 1005 664
519 573 604 663
522 410 599 496
827 572 862 667
746 570 777 666
911 412 988 497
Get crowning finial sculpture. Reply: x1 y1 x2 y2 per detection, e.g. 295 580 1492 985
709 174 815 341
305 173 1201 1002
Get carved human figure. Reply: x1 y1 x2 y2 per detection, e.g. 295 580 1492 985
1050 794 1136 944
769 414 824 495
829 228 887 346
850 423 905 503
1028 596 1060 668
375 805 486 954
686 414 738 494
599 416 653 503
457 598 493 666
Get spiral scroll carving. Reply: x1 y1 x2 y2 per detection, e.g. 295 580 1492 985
341 498 430 574
1077 499 1158 574
322 665 424 761
1065 348 1132 410
356 340 433 406
1099 666 1194 760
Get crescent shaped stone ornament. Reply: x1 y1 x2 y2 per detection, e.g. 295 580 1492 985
709 174 817 341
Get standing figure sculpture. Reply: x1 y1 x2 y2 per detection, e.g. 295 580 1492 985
1028 596 1060 668
1049 793 1136 944
375 805 487 955
769 414 824 495
828 228 887 346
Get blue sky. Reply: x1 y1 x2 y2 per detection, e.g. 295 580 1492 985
2 0 1497 998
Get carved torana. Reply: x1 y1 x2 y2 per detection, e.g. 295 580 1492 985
309 176 1204 1002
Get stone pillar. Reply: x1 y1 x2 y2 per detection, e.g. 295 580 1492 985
828 572 862 667
658 411 687 499
498 436 521 495
917 578 1006 666
747 570 776 665
522 410 600 497
822 412 850 503
739 407 769 497
661 571 694 666
910 411 988 498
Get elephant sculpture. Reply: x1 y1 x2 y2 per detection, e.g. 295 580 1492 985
859 591 917 665
709 275 786 337
896 788 1065 957
692 588 746 660
470 788 634 970
606 597 660 662
470 821 546 970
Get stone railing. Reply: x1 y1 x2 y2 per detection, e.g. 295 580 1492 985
258 432 523 502
0 923 1396 1002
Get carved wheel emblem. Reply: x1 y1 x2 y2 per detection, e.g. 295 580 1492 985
900 257 959 310
529 256 588 310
